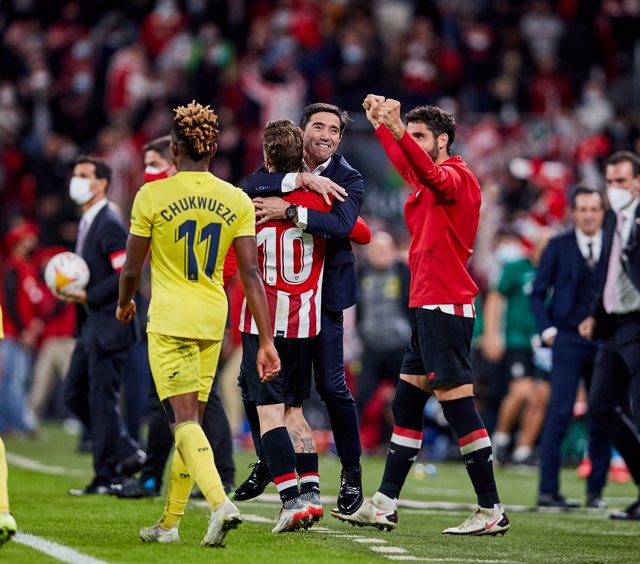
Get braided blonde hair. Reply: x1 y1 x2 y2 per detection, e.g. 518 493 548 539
172 100 220 161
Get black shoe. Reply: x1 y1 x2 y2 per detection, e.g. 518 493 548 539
610 499 640 520
586 494 606 509
233 459 271 501
495 444 510 466
116 449 147 479
333 465 363 515
69 479 121 496
116 476 160 499
537 493 580 508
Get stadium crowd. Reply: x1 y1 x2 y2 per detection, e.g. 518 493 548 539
1 0 640 522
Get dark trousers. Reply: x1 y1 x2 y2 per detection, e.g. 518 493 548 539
239 307 362 467
142 374 235 488
539 330 610 496
64 326 138 484
588 315 640 485
356 344 403 413
312 307 361 466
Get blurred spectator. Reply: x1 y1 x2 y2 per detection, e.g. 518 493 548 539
356 231 410 449
0 221 43 435
483 229 548 465
29 245 76 424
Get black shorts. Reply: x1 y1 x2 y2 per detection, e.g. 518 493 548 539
502 348 535 380
400 308 474 389
241 333 316 406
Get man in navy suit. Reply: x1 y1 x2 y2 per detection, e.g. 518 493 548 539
60 155 143 495
531 186 610 509
579 151 640 520
234 103 365 515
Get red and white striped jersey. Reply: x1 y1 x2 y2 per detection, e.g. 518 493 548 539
239 190 330 338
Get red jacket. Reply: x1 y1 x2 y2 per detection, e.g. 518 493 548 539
1 254 44 338
376 125 480 307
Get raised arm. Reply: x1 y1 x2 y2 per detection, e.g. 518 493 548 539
396 130 464 202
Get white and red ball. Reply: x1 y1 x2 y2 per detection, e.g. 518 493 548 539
44 252 90 294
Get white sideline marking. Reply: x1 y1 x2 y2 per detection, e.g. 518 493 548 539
371 546 407 553
386 558 519 563
6 453 86 476
14 533 109 564
352 537 388 544
238 513 272 523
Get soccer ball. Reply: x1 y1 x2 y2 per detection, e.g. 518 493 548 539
44 252 90 294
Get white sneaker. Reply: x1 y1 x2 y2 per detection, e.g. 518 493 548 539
272 498 312 533
301 492 324 523
442 505 510 536
0 513 17 548
201 497 242 547
330 497 398 531
139 522 179 544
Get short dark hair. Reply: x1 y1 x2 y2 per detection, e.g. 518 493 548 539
604 151 640 177
405 105 456 154
262 119 303 173
143 135 172 160
299 103 350 136
74 154 112 186
570 185 604 209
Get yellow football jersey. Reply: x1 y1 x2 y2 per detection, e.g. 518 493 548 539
130 171 255 340
0 304 4 339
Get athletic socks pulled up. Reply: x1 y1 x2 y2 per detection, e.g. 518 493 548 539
296 452 320 496
440 396 500 508
174 421 225 511
261 427 300 505
379 380 430 500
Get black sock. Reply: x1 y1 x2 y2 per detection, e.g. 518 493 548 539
379 380 429 499
261 427 299 504
440 396 500 508
296 453 319 496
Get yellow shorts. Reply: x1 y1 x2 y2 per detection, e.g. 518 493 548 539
147 332 222 402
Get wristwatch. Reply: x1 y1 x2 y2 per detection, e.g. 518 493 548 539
285 204 298 221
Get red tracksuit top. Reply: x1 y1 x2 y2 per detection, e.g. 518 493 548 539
376 124 480 307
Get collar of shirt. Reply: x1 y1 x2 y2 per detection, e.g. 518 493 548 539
620 198 640 244
81 198 109 229
575 228 602 262
302 157 332 176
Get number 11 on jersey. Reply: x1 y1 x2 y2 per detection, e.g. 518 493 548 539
176 219 222 281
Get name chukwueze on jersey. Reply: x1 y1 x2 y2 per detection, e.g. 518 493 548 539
159 196 238 225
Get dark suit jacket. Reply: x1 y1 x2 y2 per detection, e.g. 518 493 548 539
591 205 640 338
530 229 606 336
77 203 136 352
243 153 364 312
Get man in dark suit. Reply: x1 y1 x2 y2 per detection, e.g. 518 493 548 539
235 103 365 515
530 186 610 509
60 155 143 495
579 151 640 520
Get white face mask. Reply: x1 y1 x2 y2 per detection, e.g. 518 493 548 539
495 243 523 264
69 177 94 205
607 187 634 212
